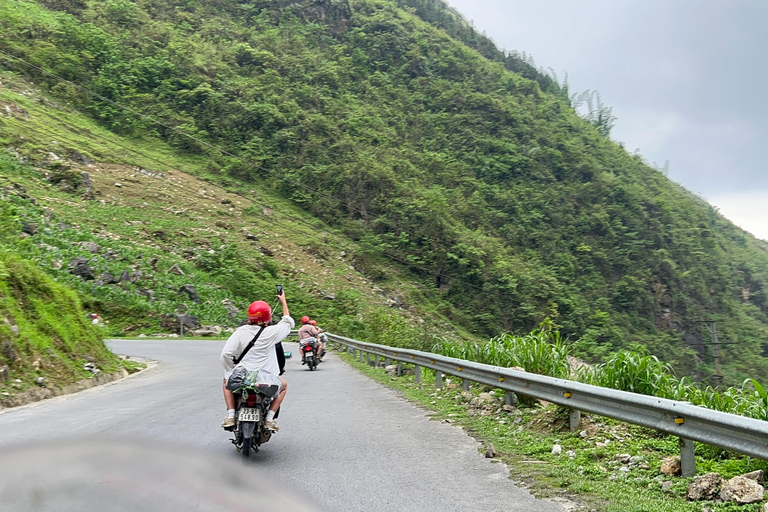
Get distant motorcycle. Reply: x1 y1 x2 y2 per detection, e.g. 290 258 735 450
227 369 282 457
301 338 319 370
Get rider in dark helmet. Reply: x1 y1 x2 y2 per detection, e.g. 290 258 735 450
220 293 293 431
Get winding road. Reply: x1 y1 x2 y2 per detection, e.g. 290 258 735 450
0 339 564 511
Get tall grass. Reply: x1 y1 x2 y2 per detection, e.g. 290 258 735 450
435 322 768 421
436 322 571 379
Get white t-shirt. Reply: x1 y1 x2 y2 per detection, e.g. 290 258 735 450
220 316 294 378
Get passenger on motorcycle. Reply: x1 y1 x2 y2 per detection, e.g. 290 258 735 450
220 293 293 431
310 320 328 356
298 316 323 364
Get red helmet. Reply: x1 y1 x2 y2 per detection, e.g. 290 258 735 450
300 316 310 324
247 301 272 324
310 320 317 326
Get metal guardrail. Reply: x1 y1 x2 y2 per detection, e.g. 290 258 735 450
324 333 768 477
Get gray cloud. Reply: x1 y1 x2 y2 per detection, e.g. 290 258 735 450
446 0 768 195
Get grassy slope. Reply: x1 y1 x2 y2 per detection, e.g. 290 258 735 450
0 248 121 399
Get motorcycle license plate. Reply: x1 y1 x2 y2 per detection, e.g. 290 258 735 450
238 408 260 422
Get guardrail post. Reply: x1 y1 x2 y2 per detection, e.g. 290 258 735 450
435 371 442 390
569 409 581 432
505 392 517 406
358 350 363 363
680 438 696 477
375 354 380 367
385 357 390 366
414 366 421 384
463 379 470 391
396 361 402 376
366 352 371 365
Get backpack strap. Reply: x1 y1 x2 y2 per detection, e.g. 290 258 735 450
232 326 265 366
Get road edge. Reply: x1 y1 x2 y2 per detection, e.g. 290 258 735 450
0 357 157 413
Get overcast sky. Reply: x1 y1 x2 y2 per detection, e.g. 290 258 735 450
446 0 768 239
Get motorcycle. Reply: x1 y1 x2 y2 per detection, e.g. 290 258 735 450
301 337 319 370
229 371 282 458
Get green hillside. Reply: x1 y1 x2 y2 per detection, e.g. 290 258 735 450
0 211 120 398
1 0 768 386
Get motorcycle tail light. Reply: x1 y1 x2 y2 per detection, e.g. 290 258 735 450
305 346 312 351
245 393 259 406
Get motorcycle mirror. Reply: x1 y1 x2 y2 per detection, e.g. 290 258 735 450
284 351 293 359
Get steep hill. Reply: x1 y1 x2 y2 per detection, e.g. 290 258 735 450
1 0 768 385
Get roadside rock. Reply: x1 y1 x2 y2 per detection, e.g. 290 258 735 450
179 284 200 302
385 364 398 376
687 473 723 501
485 443 496 458
720 476 764 504
660 456 681 476
188 326 222 337
0 365 8 382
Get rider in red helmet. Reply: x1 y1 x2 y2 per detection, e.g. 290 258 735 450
297 315 323 364
219 292 293 431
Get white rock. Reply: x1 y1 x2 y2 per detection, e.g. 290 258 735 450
551 444 562 455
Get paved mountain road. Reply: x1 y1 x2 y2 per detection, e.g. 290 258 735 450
0 339 564 512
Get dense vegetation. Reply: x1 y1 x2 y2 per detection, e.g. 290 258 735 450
1 0 768 386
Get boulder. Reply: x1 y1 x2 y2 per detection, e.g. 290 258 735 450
68 257 94 280
687 473 723 501
660 456 681 476
179 284 200 302
720 476 764 504
0 364 8 382
385 364 398 376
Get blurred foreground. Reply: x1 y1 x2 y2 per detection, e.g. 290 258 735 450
0 437 320 511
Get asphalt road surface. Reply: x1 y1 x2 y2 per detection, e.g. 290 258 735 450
0 339 564 512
